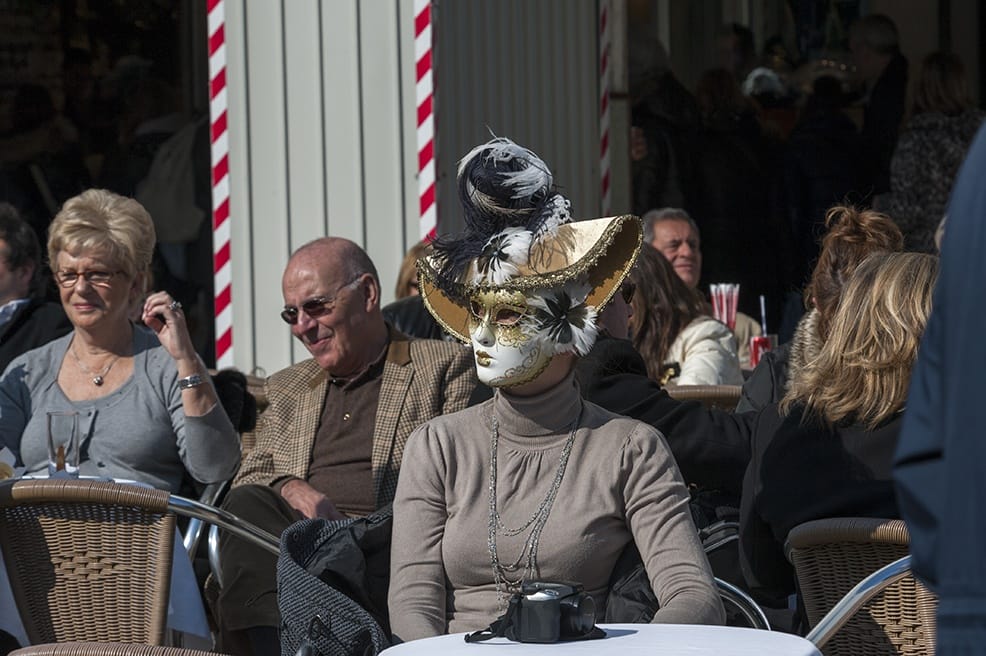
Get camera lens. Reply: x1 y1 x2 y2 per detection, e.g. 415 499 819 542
560 593 595 636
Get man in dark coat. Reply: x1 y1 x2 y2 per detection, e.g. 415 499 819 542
894 125 986 653
0 203 71 372
849 14 908 196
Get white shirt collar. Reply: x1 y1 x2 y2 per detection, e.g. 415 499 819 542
0 298 31 327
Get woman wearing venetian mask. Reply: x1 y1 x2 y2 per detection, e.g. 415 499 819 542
388 138 724 642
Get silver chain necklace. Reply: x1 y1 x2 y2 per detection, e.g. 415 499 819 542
69 344 121 386
487 405 582 607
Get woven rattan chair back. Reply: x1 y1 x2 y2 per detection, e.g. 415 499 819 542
665 384 742 411
0 480 176 645
787 517 938 656
11 642 223 656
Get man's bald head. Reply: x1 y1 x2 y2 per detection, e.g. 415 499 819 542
289 237 380 294
282 237 387 375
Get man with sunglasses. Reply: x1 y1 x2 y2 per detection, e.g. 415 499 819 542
215 237 476 656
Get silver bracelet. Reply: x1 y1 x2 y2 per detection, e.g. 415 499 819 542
178 373 206 390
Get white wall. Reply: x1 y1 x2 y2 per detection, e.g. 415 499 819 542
224 0 417 375
433 0 604 231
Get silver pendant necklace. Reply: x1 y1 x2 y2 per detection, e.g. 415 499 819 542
487 404 582 607
69 344 121 386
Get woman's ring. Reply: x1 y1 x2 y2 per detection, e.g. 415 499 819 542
169 300 182 312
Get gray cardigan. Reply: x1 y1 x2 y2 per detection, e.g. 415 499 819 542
0 327 240 492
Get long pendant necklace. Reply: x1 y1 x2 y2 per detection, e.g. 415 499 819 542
487 404 582 607
69 344 121 386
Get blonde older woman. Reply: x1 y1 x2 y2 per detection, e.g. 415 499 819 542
0 188 239 492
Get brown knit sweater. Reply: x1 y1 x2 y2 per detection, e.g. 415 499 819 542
388 371 725 641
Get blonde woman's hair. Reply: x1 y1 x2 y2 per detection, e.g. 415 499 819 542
48 189 156 292
395 240 430 300
782 252 938 429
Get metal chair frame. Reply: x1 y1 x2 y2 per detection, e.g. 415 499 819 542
715 577 771 630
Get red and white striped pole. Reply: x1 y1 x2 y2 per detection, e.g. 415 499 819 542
415 0 437 241
208 0 233 369
598 0 612 215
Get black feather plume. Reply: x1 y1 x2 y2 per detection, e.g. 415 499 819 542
429 137 571 296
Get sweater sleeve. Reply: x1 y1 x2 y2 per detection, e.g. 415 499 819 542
389 423 449 641
674 320 744 386
175 401 241 484
151 348 240 485
622 424 726 625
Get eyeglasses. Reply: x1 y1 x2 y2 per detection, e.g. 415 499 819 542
620 282 637 304
280 276 363 325
55 270 122 288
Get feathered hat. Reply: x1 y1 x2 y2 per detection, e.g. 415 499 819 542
418 137 641 355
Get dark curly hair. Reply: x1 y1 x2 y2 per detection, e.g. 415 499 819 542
806 205 903 340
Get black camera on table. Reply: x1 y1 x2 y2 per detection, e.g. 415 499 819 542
506 581 597 643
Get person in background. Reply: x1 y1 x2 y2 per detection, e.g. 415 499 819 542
691 68 789 326
643 207 760 368
0 203 72 372
779 75 862 286
0 188 239 491
894 124 986 655
381 294 450 342
216 236 475 656
382 240 451 341
394 240 429 300
737 205 903 413
881 51 985 253
716 23 758 88
630 68 703 217
629 245 743 386
849 14 908 196
389 137 723 642
741 252 938 618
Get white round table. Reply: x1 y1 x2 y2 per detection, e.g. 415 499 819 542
383 624 821 655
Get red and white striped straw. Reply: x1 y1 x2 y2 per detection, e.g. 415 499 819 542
208 0 233 369
598 0 612 215
414 0 437 241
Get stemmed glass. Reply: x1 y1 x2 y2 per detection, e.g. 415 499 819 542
46 410 80 477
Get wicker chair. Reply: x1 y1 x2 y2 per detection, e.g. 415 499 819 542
665 384 742 410
786 517 938 656
0 479 279 645
10 643 225 656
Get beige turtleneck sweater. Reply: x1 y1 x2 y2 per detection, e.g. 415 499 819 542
388 371 725 642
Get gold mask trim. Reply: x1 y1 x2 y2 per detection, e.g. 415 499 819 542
418 214 643 344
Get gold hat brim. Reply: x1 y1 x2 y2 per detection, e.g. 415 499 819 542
418 214 643 343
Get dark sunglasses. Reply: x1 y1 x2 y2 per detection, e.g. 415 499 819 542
280 276 362 325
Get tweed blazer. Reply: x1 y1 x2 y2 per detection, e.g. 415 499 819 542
233 331 475 507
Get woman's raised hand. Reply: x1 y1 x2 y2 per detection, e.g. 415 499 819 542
141 291 196 362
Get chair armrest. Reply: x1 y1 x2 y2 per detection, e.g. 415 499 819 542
181 480 231 556
167 493 279 560
805 555 912 649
